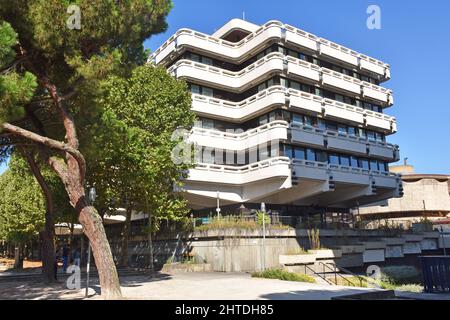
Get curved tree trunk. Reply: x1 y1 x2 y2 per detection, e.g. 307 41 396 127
25 152 56 283
77 198 122 299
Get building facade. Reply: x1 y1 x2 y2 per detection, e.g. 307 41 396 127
150 19 403 214
357 164 450 229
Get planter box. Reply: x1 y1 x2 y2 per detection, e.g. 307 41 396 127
161 263 212 273
279 254 316 265
309 249 342 259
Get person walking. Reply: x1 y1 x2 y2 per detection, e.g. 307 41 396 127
73 248 81 267
62 244 69 272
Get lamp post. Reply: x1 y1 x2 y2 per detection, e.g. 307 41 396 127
261 202 266 271
85 186 96 298
216 191 221 219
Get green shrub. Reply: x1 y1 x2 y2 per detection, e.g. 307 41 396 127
256 211 270 226
252 268 315 283
194 216 292 232
380 266 422 285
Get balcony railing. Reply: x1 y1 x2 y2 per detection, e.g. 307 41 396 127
150 20 390 80
191 86 397 134
171 52 393 105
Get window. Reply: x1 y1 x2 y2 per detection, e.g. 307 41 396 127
370 160 379 171
292 114 303 124
375 132 384 142
361 159 370 170
299 53 307 61
190 53 201 63
190 84 200 95
202 87 213 97
201 118 214 130
282 111 291 122
327 122 338 132
268 111 276 123
306 148 316 161
317 119 327 130
291 81 301 91
338 125 347 135
258 83 266 92
304 116 316 127
329 154 340 165
316 151 328 163
294 147 306 160
348 127 357 136
259 115 268 125
284 145 293 158
340 155 350 167
350 156 359 168
367 131 376 141
335 94 344 103
202 56 213 66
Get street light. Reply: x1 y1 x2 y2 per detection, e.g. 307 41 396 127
85 186 96 298
261 202 266 271
216 191 221 219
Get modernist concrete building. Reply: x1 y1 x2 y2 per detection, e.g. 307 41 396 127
358 163 450 228
150 19 403 215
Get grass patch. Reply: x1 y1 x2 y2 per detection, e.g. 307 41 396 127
252 268 316 283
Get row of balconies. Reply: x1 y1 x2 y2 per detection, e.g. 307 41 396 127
192 86 397 134
188 156 401 191
169 52 393 106
189 120 399 161
151 20 390 81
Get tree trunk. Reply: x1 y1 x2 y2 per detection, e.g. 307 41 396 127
118 206 132 268
24 152 56 283
80 205 122 299
2 81 122 298
14 244 23 270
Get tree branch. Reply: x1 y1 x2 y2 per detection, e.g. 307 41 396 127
1 122 86 180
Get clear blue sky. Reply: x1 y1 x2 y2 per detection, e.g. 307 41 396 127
144 0 450 175
1 1 448 176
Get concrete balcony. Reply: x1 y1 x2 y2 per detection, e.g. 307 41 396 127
151 20 390 81
191 86 287 122
321 68 362 95
188 157 292 185
191 87 397 135
286 56 321 82
362 82 394 105
169 52 285 93
291 159 400 189
189 121 289 151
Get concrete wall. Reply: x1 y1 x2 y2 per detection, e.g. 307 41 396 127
359 178 450 215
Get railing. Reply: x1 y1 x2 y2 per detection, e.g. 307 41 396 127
194 157 291 174
420 256 450 293
318 262 363 287
168 52 284 81
191 120 288 141
304 264 335 285
150 20 389 77
171 52 392 103
191 86 396 128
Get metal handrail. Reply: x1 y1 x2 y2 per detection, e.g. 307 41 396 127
303 264 335 285
319 262 382 288
317 262 363 287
